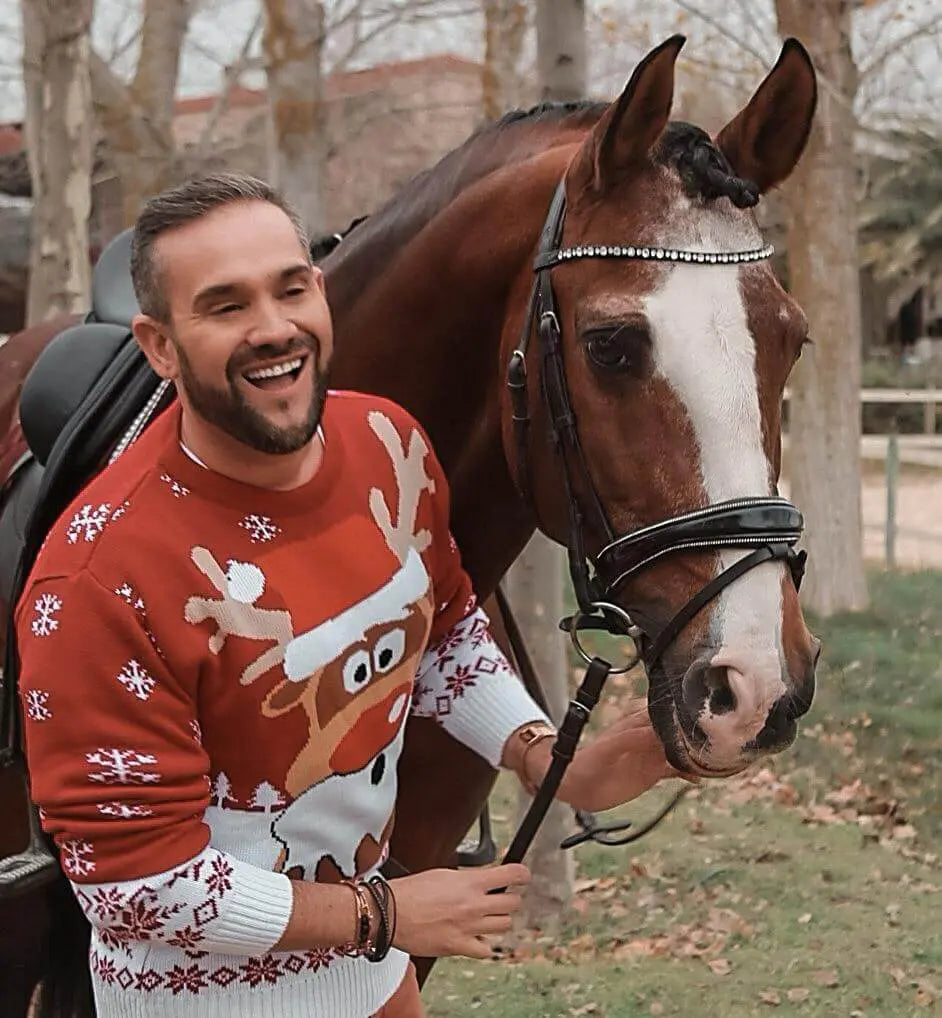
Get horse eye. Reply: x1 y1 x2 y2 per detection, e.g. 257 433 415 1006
584 325 647 374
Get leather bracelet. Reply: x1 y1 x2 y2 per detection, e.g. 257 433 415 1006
363 874 396 963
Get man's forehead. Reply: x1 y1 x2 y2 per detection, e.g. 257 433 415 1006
154 201 306 289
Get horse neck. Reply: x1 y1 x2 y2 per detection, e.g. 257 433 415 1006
326 147 575 595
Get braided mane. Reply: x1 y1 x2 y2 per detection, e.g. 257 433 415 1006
655 122 760 209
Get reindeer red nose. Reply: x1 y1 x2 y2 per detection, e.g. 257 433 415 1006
329 682 412 774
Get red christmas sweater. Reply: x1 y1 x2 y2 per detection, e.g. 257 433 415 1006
17 392 547 1018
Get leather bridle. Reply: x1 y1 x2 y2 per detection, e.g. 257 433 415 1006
506 181 807 672
498 179 809 865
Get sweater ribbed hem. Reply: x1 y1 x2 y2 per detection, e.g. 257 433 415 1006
91 944 408 1018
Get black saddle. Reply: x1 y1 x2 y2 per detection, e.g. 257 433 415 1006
1 229 167 897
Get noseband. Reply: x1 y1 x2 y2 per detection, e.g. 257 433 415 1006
506 181 807 673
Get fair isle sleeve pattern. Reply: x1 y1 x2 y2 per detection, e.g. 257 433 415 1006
73 845 292 959
410 607 551 768
17 569 211 884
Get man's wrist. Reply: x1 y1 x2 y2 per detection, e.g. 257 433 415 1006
502 721 557 795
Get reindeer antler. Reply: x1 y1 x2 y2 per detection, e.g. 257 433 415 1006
184 547 294 684
368 412 435 564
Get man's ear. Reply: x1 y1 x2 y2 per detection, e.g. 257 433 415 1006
132 314 179 380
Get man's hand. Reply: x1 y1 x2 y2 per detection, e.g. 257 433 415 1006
511 700 693 813
391 864 530 959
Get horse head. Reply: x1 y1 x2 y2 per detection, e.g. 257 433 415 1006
502 36 820 777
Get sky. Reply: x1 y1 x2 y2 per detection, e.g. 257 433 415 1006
0 0 938 127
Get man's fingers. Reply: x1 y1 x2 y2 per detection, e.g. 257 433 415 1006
459 935 493 960
484 892 522 916
482 863 530 890
476 914 514 935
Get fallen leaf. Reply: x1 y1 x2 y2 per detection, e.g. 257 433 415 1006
787 988 811 1003
914 983 936 1007
758 989 781 1005
885 903 902 926
707 958 731 976
889 967 907 988
797 913 812 925
649 1005 665 1016
569 1004 599 1016
812 969 840 988
893 824 918 840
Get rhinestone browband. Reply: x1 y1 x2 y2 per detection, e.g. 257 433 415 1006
534 242 774 271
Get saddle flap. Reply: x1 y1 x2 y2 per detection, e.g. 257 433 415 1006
20 323 132 466
91 227 138 327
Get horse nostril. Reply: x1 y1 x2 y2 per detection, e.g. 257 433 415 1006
682 659 737 716
752 698 797 751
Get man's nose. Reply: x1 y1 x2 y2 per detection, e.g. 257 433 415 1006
247 299 300 345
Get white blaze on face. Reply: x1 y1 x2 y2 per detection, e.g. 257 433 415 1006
641 209 786 744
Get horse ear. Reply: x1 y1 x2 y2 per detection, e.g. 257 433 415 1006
715 39 817 194
570 35 685 194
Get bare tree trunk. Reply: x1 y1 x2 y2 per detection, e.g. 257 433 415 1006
506 533 574 933
262 0 327 233
775 0 868 614
91 0 192 225
482 0 527 120
535 0 586 102
21 0 93 324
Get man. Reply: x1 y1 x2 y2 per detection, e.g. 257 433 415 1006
17 174 679 1018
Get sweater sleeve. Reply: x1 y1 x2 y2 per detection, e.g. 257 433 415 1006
17 570 292 954
410 424 551 767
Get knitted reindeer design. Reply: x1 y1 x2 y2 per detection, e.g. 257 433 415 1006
185 411 439 879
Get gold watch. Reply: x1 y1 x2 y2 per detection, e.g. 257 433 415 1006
516 722 557 795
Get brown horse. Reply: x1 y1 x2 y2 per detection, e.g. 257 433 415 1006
1 36 820 1018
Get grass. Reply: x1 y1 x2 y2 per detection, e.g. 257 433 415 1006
422 570 942 1017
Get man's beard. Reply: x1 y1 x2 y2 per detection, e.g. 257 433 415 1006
175 335 329 455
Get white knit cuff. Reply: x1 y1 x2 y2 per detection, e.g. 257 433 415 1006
412 608 551 767
72 846 292 957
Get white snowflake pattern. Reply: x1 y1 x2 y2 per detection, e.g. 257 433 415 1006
66 503 112 544
114 583 145 612
160 474 190 499
30 593 62 637
115 660 156 701
96 802 154 819
86 748 161 785
239 514 281 544
110 500 131 522
25 689 52 721
61 839 96 877
189 719 202 743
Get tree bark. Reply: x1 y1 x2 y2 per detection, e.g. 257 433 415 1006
21 0 93 324
506 533 574 933
482 0 527 120
262 0 327 234
775 0 868 614
535 0 586 102
90 0 192 225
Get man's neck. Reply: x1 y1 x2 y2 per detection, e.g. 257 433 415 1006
178 411 324 491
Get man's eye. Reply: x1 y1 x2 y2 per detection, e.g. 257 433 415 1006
283 286 306 298
212 304 241 316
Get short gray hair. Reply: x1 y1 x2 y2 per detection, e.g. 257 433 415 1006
130 173 311 321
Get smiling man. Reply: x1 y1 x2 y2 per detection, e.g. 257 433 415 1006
16 174 680 1018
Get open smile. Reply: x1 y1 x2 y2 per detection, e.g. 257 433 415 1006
240 354 310 391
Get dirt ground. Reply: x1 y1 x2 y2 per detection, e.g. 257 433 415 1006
860 466 942 569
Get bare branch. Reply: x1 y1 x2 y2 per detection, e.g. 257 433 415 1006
193 13 262 160
858 14 942 84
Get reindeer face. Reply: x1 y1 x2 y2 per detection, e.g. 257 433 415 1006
262 579 434 796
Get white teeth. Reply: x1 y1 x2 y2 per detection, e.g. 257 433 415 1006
245 357 303 381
